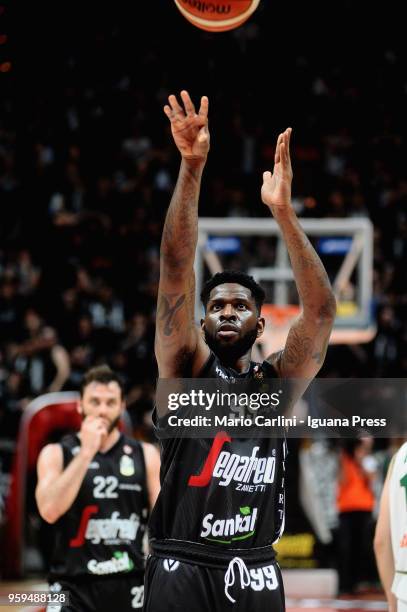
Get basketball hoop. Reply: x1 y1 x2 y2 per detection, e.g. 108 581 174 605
196 217 376 355
257 304 301 356
257 303 376 358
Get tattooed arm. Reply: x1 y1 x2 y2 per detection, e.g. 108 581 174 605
261 129 336 378
155 91 210 377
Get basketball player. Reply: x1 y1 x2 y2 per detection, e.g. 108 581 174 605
144 91 336 611
374 441 407 612
36 365 160 611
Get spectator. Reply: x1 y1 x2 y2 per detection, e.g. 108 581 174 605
120 313 155 383
337 437 377 595
11 309 70 397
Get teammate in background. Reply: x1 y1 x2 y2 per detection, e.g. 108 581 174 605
36 365 160 611
374 441 407 612
144 91 336 610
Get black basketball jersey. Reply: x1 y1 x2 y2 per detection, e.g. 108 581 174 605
49 433 149 580
149 352 287 566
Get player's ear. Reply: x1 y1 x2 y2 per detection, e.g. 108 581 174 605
200 319 207 342
256 317 265 338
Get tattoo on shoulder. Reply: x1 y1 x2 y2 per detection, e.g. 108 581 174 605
157 293 186 336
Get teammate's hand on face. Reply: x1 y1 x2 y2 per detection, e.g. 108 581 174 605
261 128 293 212
164 91 210 162
80 416 108 458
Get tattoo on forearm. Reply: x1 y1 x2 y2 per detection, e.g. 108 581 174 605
318 295 337 319
162 207 175 245
281 225 336 319
299 255 318 270
283 327 313 369
160 163 203 271
157 294 186 336
312 334 330 365
289 232 311 251
275 220 336 374
297 253 330 286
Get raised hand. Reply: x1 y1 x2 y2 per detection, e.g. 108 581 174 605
261 128 293 211
164 90 210 162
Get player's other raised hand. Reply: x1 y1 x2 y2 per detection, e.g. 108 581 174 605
261 128 293 212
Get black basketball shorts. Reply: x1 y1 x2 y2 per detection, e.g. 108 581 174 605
143 555 285 611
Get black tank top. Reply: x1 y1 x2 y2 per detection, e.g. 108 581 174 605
49 433 149 580
149 353 287 567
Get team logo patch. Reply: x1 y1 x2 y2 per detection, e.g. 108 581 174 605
123 444 133 454
87 551 134 575
200 506 258 544
163 559 180 572
188 432 275 492
120 455 135 476
70 508 141 547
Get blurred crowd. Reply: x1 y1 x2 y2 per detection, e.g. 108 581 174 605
0 2 406 579
1 8 406 437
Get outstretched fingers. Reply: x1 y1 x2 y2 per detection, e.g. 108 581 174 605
163 104 172 119
274 132 283 164
281 127 292 168
274 128 292 166
198 95 209 120
180 90 196 116
164 94 185 121
164 91 209 128
168 94 184 114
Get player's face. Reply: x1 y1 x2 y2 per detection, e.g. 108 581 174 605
79 381 124 433
201 283 264 362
